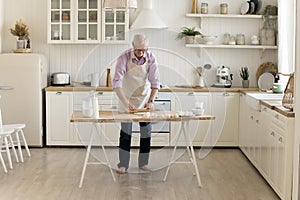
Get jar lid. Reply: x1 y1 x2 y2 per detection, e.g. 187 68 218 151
220 3 228 6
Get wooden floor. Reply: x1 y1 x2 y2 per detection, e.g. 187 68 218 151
0 147 280 200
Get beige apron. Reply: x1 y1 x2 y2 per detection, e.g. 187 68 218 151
119 56 151 111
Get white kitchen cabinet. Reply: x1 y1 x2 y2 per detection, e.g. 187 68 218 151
46 91 74 145
259 105 273 178
211 92 239 146
102 7 129 43
268 111 294 200
48 0 101 43
239 94 294 200
171 92 212 146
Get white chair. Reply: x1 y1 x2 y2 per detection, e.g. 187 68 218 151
3 124 31 163
0 127 18 173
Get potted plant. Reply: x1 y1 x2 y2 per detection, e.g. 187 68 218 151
240 67 250 88
176 27 202 44
10 19 30 49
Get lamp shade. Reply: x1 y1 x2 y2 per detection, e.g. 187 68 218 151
103 0 137 9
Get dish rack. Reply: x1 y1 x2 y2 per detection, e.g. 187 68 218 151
282 73 294 111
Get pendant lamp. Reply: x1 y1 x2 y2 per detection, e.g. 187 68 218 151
103 0 137 9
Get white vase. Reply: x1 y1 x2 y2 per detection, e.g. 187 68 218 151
17 37 25 49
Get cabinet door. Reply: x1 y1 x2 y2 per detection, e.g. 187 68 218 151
102 7 129 43
171 92 212 146
46 91 73 145
211 92 239 146
239 94 248 152
259 106 273 178
76 0 101 42
48 0 73 43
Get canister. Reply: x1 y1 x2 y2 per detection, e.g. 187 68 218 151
220 3 228 14
201 3 208 14
236 33 245 45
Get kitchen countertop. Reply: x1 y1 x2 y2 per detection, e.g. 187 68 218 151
261 100 295 118
45 86 258 92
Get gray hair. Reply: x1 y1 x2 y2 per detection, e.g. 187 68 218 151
132 34 149 48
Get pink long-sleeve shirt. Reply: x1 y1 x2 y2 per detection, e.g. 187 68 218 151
112 49 160 89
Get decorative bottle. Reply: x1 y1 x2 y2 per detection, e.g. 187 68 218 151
106 68 111 87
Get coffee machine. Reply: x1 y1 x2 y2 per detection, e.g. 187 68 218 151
213 66 233 88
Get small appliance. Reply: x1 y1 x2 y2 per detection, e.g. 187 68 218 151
51 72 70 86
213 66 233 88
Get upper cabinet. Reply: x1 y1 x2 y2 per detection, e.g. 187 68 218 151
48 0 129 44
102 8 129 43
48 0 73 43
76 0 100 43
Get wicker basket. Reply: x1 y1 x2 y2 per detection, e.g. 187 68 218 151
282 73 294 111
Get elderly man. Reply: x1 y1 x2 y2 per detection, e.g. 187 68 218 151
113 34 160 174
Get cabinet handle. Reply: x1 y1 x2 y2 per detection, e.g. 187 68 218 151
256 120 259 124
275 114 279 119
97 92 104 95
278 137 283 143
250 116 254 120
56 92 62 95
111 105 117 109
223 92 229 96
263 107 267 111
187 92 194 96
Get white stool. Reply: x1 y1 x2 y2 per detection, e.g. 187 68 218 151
3 124 30 163
0 127 18 172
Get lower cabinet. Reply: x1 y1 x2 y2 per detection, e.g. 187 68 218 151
46 91 74 145
170 92 239 147
239 94 294 200
46 90 170 147
170 92 212 146
211 92 239 147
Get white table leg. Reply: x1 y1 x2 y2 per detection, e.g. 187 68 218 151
79 127 94 188
95 124 116 182
163 120 202 187
79 123 116 188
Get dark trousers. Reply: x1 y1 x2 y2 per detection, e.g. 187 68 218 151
118 122 151 170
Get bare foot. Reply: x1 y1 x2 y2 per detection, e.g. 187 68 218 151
140 165 153 172
116 167 126 174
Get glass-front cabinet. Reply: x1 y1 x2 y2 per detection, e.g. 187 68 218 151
49 0 72 42
48 0 100 43
102 8 129 43
76 0 100 42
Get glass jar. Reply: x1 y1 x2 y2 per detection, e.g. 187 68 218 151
220 3 228 14
201 3 208 14
236 33 245 45
223 33 230 45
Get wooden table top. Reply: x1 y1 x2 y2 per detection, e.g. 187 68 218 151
70 110 215 123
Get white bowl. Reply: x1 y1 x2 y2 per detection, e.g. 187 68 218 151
201 35 217 45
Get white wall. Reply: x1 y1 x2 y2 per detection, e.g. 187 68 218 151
0 0 4 53
1 0 278 87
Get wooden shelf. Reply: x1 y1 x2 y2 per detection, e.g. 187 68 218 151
186 13 263 19
186 44 277 50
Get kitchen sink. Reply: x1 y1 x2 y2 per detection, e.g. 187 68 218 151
245 92 284 111
246 93 284 100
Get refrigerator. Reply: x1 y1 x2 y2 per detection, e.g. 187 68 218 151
0 53 48 147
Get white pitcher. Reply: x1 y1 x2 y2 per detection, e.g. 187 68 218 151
89 73 100 87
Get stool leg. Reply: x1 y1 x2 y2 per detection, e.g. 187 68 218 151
15 131 24 162
4 136 13 169
0 138 8 173
20 129 31 157
8 134 19 163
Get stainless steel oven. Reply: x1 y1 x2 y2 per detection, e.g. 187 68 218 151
132 92 171 133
